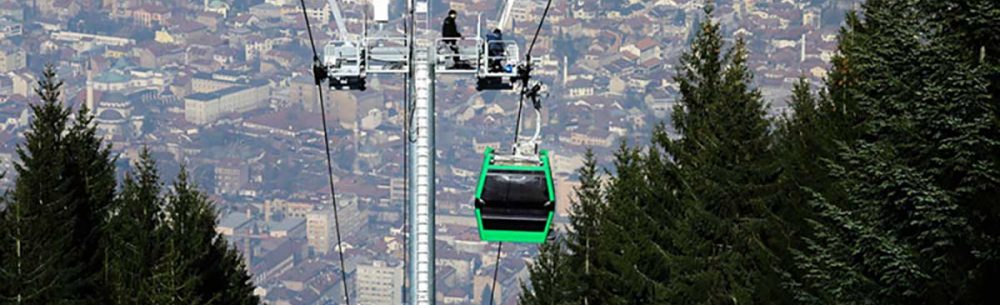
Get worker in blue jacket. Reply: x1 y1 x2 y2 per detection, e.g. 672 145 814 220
486 28 505 72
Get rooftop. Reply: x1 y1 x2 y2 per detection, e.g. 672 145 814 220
94 71 129 84
219 212 251 230
271 217 305 232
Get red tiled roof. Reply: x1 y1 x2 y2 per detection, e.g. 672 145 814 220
51 0 73 9
640 58 660 69
335 177 383 198
635 37 658 51
136 4 170 14
246 109 323 132
0 1 19 10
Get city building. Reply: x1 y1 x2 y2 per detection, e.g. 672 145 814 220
306 198 367 255
215 158 249 195
306 208 335 255
218 211 253 236
0 2 24 21
92 92 136 139
288 74 331 112
205 0 230 17
269 217 306 239
0 44 25 73
356 260 403 305
133 4 171 27
51 31 134 52
6 71 32 96
0 18 21 39
191 71 249 93
185 78 270 125
265 199 315 220
389 177 405 205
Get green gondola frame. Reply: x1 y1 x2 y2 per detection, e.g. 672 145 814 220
474 147 555 243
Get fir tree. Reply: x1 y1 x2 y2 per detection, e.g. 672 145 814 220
788 0 1000 303
523 5 789 304
104 148 163 305
521 1 1000 305
562 149 604 304
594 143 663 304
0 191 74 305
0 65 93 305
663 5 784 304
145 234 203 305
777 78 821 184
772 78 846 264
519 238 573 305
214 245 258 305
0 66 260 305
63 105 117 305
815 11 867 146
165 168 259 305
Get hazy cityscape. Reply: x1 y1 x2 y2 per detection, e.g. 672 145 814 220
0 0 859 304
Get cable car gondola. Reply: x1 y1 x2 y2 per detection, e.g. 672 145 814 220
474 147 555 243
474 81 553 243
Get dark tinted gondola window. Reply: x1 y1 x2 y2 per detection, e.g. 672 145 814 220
481 170 549 209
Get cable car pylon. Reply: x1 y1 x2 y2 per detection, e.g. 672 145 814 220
296 0 554 303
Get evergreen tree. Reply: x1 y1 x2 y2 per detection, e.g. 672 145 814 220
0 191 75 305
661 5 784 303
0 65 103 305
773 78 848 263
524 5 788 304
593 143 662 304
522 1 1000 304
775 9 870 304
165 169 259 305
63 104 117 305
562 149 605 304
918 0 1000 298
817 11 867 145
519 238 573 305
145 234 203 305
777 78 821 186
523 149 613 305
0 66 259 305
788 0 1000 303
215 245 258 305
104 148 163 305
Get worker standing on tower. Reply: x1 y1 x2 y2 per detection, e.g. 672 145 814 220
442 9 462 66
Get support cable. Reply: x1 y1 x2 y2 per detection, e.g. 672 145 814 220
297 1 350 304
498 2 554 301
402 69 410 305
525 0 553 59
488 242 503 305
406 0 418 143
513 89 527 143
402 1 413 301
512 0 554 143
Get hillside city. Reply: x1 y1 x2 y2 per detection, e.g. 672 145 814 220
0 0 859 304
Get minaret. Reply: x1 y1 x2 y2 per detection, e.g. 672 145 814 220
86 61 95 113
352 120 360 173
563 56 568 86
800 33 806 63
